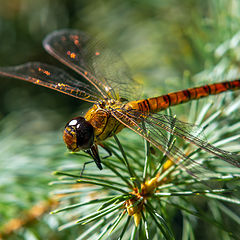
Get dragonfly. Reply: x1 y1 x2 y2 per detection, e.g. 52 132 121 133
0 29 239 172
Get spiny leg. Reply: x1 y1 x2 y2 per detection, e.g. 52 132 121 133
99 143 112 159
85 145 103 170
80 159 95 176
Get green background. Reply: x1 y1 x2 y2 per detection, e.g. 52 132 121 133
0 0 239 239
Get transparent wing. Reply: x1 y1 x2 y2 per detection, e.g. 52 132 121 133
111 108 240 175
144 114 240 168
112 109 209 177
0 62 101 103
43 29 142 101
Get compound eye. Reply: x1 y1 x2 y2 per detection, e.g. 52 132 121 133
63 117 94 152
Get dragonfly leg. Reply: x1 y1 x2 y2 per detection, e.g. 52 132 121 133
85 145 103 170
80 160 95 176
99 143 112 159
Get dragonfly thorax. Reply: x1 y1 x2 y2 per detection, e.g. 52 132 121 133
84 101 126 143
98 99 116 108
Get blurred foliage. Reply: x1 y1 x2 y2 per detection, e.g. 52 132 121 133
0 0 240 239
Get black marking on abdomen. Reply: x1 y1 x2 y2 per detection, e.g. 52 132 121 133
204 85 211 94
183 89 190 99
163 94 171 106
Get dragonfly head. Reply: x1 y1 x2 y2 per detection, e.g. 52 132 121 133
63 117 94 152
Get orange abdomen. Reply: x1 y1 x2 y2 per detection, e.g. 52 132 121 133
127 79 240 113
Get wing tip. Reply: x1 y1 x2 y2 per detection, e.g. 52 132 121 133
42 29 83 49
